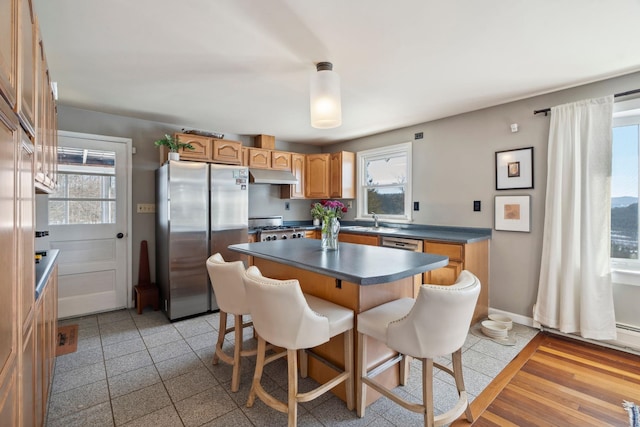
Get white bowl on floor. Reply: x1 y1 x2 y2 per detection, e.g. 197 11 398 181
488 314 513 330
481 320 509 339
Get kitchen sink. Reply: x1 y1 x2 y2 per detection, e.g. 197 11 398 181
344 226 399 233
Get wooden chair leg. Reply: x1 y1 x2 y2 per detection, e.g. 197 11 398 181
343 329 354 411
422 358 434 427
452 349 473 422
299 349 308 378
247 336 267 408
287 349 298 427
212 311 227 365
231 314 243 392
400 354 410 386
356 332 367 418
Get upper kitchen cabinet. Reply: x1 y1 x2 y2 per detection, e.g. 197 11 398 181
247 147 270 169
304 151 355 199
329 151 355 199
166 133 242 165
212 138 241 164
305 153 330 198
16 0 36 137
271 151 291 171
0 0 18 108
34 33 58 192
280 153 305 199
176 134 211 161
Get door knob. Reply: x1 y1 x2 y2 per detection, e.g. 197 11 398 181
117 233 124 239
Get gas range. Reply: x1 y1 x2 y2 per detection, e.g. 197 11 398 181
249 216 307 242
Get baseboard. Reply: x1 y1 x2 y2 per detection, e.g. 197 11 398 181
489 307 640 355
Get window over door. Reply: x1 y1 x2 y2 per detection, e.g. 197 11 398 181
356 142 412 222
49 147 116 225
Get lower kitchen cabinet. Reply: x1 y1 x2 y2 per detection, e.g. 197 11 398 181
423 240 488 324
0 365 18 426
338 232 378 246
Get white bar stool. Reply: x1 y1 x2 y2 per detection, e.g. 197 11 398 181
356 270 481 427
206 253 257 392
242 265 354 427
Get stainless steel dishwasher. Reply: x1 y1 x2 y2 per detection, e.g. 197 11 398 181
380 236 424 252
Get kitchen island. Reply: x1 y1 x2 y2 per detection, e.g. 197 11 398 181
229 239 449 406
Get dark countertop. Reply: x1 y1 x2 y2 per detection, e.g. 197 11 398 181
283 221 492 244
229 239 448 285
35 249 60 300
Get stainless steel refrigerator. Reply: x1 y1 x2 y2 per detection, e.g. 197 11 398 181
156 161 248 320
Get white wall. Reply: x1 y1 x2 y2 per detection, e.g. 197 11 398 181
330 70 640 321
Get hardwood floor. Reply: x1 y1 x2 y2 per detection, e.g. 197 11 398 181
452 332 640 426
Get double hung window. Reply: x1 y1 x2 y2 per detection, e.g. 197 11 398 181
356 142 412 222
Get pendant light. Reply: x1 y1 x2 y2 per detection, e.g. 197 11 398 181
310 62 342 129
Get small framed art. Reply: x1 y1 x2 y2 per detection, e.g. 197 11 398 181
495 195 531 232
495 147 533 190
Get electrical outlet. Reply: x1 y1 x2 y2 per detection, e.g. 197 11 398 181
285 202 290 210
347 201 352 209
473 200 481 212
414 132 424 140
413 201 419 211
137 203 156 214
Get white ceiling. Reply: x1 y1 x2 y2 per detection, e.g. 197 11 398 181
32 0 640 145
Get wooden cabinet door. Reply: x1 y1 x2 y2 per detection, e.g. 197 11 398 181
0 0 18 107
212 139 241 164
248 147 270 169
0 367 18 427
18 134 34 328
271 151 291 171
305 230 318 239
423 241 464 285
17 0 35 136
330 151 355 199
176 134 211 161
20 324 34 427
0 98 18 390
281 153 305 199
338 232 379 246
305 153 330 198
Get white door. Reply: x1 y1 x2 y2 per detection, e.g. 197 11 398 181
49 131 131 318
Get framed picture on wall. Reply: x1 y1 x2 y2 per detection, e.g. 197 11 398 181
495 195 531 232
495 147 534 190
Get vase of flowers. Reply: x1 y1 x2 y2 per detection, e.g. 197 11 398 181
310 200 347 250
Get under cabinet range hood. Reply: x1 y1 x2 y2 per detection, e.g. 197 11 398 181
249 168 298 185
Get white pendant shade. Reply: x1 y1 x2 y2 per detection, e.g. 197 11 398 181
310 62 342 129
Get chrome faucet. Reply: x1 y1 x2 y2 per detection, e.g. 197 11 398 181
372 212 379 228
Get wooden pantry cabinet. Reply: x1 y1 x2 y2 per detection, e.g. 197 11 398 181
2 1 59 424
423 239 489 324
0 89 19 427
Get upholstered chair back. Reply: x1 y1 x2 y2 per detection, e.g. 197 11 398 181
206 253 249 315
243 266 330 349
387 270 481 358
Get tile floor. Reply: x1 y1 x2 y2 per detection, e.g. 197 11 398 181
46 308 538 427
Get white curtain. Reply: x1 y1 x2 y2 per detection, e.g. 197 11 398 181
534 95 617 340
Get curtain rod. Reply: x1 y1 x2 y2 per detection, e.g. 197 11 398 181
533 88 640 116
